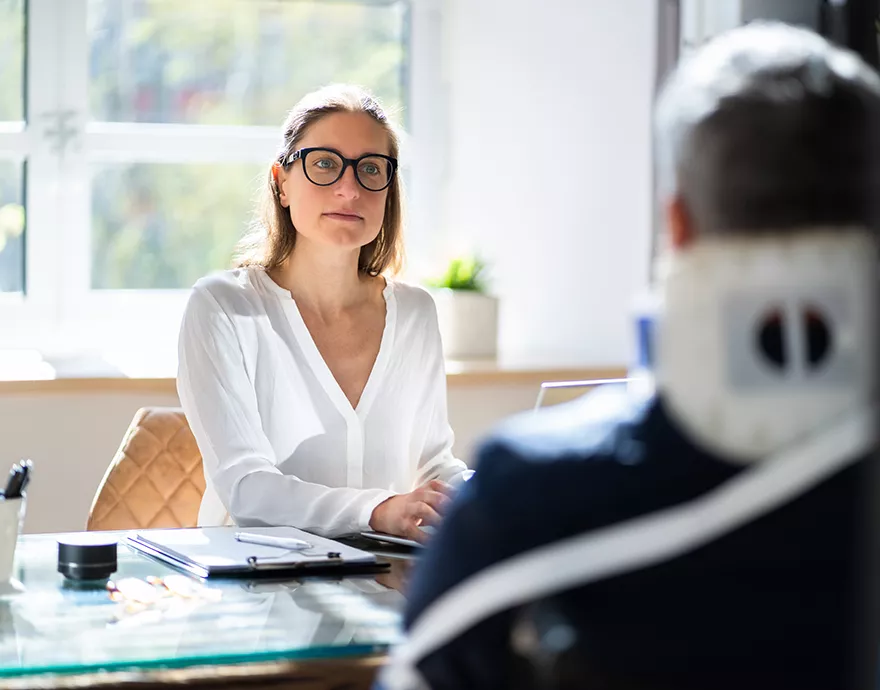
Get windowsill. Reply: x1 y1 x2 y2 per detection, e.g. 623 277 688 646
0 349 627 393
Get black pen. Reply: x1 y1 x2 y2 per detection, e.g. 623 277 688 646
14 459 32 498
2 464 20 499
4 460 31 500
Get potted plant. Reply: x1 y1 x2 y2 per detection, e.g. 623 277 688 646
426 255 499 361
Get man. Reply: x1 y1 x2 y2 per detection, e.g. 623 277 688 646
380 22 880 690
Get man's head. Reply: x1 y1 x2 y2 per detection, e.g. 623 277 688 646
646 23 880 462
655 22 880 249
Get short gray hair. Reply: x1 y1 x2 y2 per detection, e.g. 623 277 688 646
655 21 880 235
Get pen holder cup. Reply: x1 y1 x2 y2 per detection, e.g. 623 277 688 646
0 496 25 594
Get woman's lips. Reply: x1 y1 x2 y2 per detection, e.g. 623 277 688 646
323 212 363 221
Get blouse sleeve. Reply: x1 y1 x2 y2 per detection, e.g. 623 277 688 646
413 298 474 490
177 286 395 537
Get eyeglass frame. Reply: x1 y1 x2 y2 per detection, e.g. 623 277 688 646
279 147 399 192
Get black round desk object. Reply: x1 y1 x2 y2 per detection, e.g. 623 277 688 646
57 534 118 581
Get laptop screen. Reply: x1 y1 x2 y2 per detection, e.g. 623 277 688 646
534 378 631 411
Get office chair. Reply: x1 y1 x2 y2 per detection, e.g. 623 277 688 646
87 407 205 531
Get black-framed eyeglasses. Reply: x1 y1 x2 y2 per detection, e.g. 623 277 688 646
281 147 398 192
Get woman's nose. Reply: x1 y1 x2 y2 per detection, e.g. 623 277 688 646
334 166 361 199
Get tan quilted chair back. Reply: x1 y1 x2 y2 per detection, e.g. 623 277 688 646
87 407 205 531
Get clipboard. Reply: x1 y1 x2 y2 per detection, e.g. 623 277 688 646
126 526 387 579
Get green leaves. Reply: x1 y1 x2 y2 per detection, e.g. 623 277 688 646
426 255 488 292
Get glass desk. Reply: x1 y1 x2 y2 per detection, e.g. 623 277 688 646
0 533 412 689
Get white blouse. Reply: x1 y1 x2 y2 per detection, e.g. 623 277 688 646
177 267 470 538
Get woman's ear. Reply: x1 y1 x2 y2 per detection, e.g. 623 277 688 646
274 163 290 208
666 194 695 250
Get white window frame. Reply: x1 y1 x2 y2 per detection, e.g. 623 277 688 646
1 0 447 360
679 0 742 56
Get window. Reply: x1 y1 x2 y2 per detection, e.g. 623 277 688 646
88 1 407 128
0 0 25 296
0 162 24 295
90 162 265 290
2 0 444 355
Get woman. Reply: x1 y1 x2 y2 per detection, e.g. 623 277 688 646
177 84 470 541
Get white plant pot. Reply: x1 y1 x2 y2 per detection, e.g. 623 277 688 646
431 289 499 360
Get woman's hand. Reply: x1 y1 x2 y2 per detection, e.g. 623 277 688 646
369 479 451 543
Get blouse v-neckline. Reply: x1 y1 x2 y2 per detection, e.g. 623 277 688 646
255 268 398 423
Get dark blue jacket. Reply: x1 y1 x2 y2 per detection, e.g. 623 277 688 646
402 387 866 690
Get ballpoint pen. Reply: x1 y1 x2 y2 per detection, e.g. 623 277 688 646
15 459 32 498
234 532 312 550
1 466 19 499
3 460 31 500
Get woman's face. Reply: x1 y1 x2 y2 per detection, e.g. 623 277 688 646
277 111 392 256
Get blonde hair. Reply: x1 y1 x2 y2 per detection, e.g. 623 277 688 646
235 84 405 275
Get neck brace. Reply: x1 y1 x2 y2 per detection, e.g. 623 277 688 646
647 230 877 463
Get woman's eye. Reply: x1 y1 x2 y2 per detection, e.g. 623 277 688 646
315 158 337 169
360 163 380 176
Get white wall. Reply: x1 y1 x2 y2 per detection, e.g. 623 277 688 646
440 0 656 366
0 384 542 534
0 391 182 535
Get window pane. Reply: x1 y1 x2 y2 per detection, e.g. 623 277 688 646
0 161 24 294
0 0 25 121
91 163 263 289
88 0 408 126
